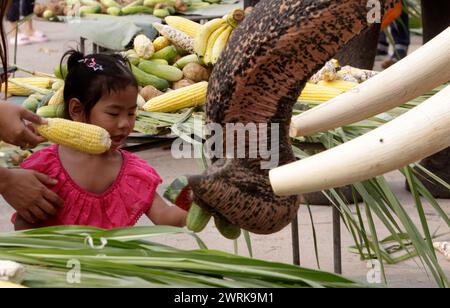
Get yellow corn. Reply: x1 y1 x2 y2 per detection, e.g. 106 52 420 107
48 85 65 105
298 83 344 102
143 81 208 113
317 80 358 92
152 36 170 52
165 16 201 38
0 281 26 288
37 118 111 154
1 77 52 96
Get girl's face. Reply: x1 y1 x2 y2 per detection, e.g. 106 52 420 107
88 85 138 149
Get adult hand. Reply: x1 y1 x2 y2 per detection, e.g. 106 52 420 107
0 169 63 223
0 102 47 148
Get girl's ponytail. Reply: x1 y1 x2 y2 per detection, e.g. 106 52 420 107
62 49 85 72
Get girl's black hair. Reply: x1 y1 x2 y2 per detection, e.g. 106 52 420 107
60 50 138 120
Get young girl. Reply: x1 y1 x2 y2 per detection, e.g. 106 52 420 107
13 50 187 230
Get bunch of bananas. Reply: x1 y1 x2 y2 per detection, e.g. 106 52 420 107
194 8 245 65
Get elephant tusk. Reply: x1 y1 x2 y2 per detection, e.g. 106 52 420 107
290 27 450 137
270 84 450 196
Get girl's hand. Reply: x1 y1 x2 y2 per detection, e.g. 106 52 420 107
0 169 63 224
147 193 187 227
0 102 47 148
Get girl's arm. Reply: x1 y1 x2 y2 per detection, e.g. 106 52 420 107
146 193 187 227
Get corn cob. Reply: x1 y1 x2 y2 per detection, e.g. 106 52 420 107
152 22 195 54
317 80 358 92
51 79 65 91
48 85 65 105
152 36 170 51
165 16 201 37
143 81 208 112
1 77 52 96
298 83 344 102
37 118 111 154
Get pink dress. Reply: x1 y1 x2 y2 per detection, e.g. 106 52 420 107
14 144 162 229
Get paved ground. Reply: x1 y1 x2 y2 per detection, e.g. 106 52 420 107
0 19 449 287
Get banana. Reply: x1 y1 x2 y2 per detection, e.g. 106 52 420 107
204 25 228 64
194 18 226 57
211 26 233 64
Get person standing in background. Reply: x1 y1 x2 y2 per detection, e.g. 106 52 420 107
6 0 48 45
377 2 411 69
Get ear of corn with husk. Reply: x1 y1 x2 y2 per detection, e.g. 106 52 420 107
36 118 111 154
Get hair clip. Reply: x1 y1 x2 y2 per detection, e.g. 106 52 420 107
78 57 103 71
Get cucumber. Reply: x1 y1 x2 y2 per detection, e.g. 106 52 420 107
123 0 144 8
80 0 99 6
149 59 169 65
106 7 122 16
174 54 201 69
153 8 170 18
143 0 175 7
187 203 212 232
131 65 169 91
36 105 65 118
100 0 120 8
79 5 101 16
214 216 241 240
150 45 178 62
121 5 153 15
138 60 183 82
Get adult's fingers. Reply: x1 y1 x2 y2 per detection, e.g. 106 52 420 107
43 188 64 208
20 210 36 224
29 206 48 221
20 126 46 147
35 172 64 207
20 108 46 125
37 198 57 216
35 172 58 186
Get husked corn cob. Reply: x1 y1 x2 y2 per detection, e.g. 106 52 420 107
152 36 170 51
298 83 344 102
143 81 208 113
37 118 111 154
48 85 65 105
317 80 358 92
152 22 195 54
1 77 52 96
165 16 201 38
